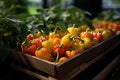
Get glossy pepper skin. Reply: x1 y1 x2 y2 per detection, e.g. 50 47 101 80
42 39 54 53
21 40 37 56
92 32 103 42
21 45 37 56
60 34 74 48
72 42 85 52
102 30 112 40
49 32 59 39
27 45 37 56
67 27 80 35
26 34 34 40
79 42 85 52
53 44 66 57
58 57 68 63
53 37 61 45
65 50 80 58
80 32 94 41
30 38 42 48
81 38 93 49
35 48 54 61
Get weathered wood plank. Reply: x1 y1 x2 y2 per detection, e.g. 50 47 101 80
92 54 120 80
10 63 49 80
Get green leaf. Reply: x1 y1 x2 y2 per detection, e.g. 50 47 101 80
17 13 31 21
37 24 50 35
95 10 120 21
84 18 94 29
20 23 28 40
36 9 44 13
56 21 68 32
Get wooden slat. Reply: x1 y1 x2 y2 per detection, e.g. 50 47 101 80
10 63 49 80
92 54 120 80
62 41 120 80
10 50 56 76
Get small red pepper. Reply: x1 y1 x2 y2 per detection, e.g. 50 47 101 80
53 44 66 57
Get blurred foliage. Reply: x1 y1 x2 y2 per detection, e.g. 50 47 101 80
0 0 28 14
36 5 93 29
23 5 94 36
111 0 120 4
0 0 29 48
48 0 73 8
93 10 120 23
0 0 29 62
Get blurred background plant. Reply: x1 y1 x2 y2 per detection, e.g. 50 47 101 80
0 0 29 63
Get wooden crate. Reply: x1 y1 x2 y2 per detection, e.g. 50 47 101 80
10 33 120 79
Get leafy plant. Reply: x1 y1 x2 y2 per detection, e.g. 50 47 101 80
93 10 120 23
59 7 93 28
0 0 29 63
26 5 94 35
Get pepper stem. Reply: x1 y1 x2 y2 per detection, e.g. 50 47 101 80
54 51 59 63
74 37 84 43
